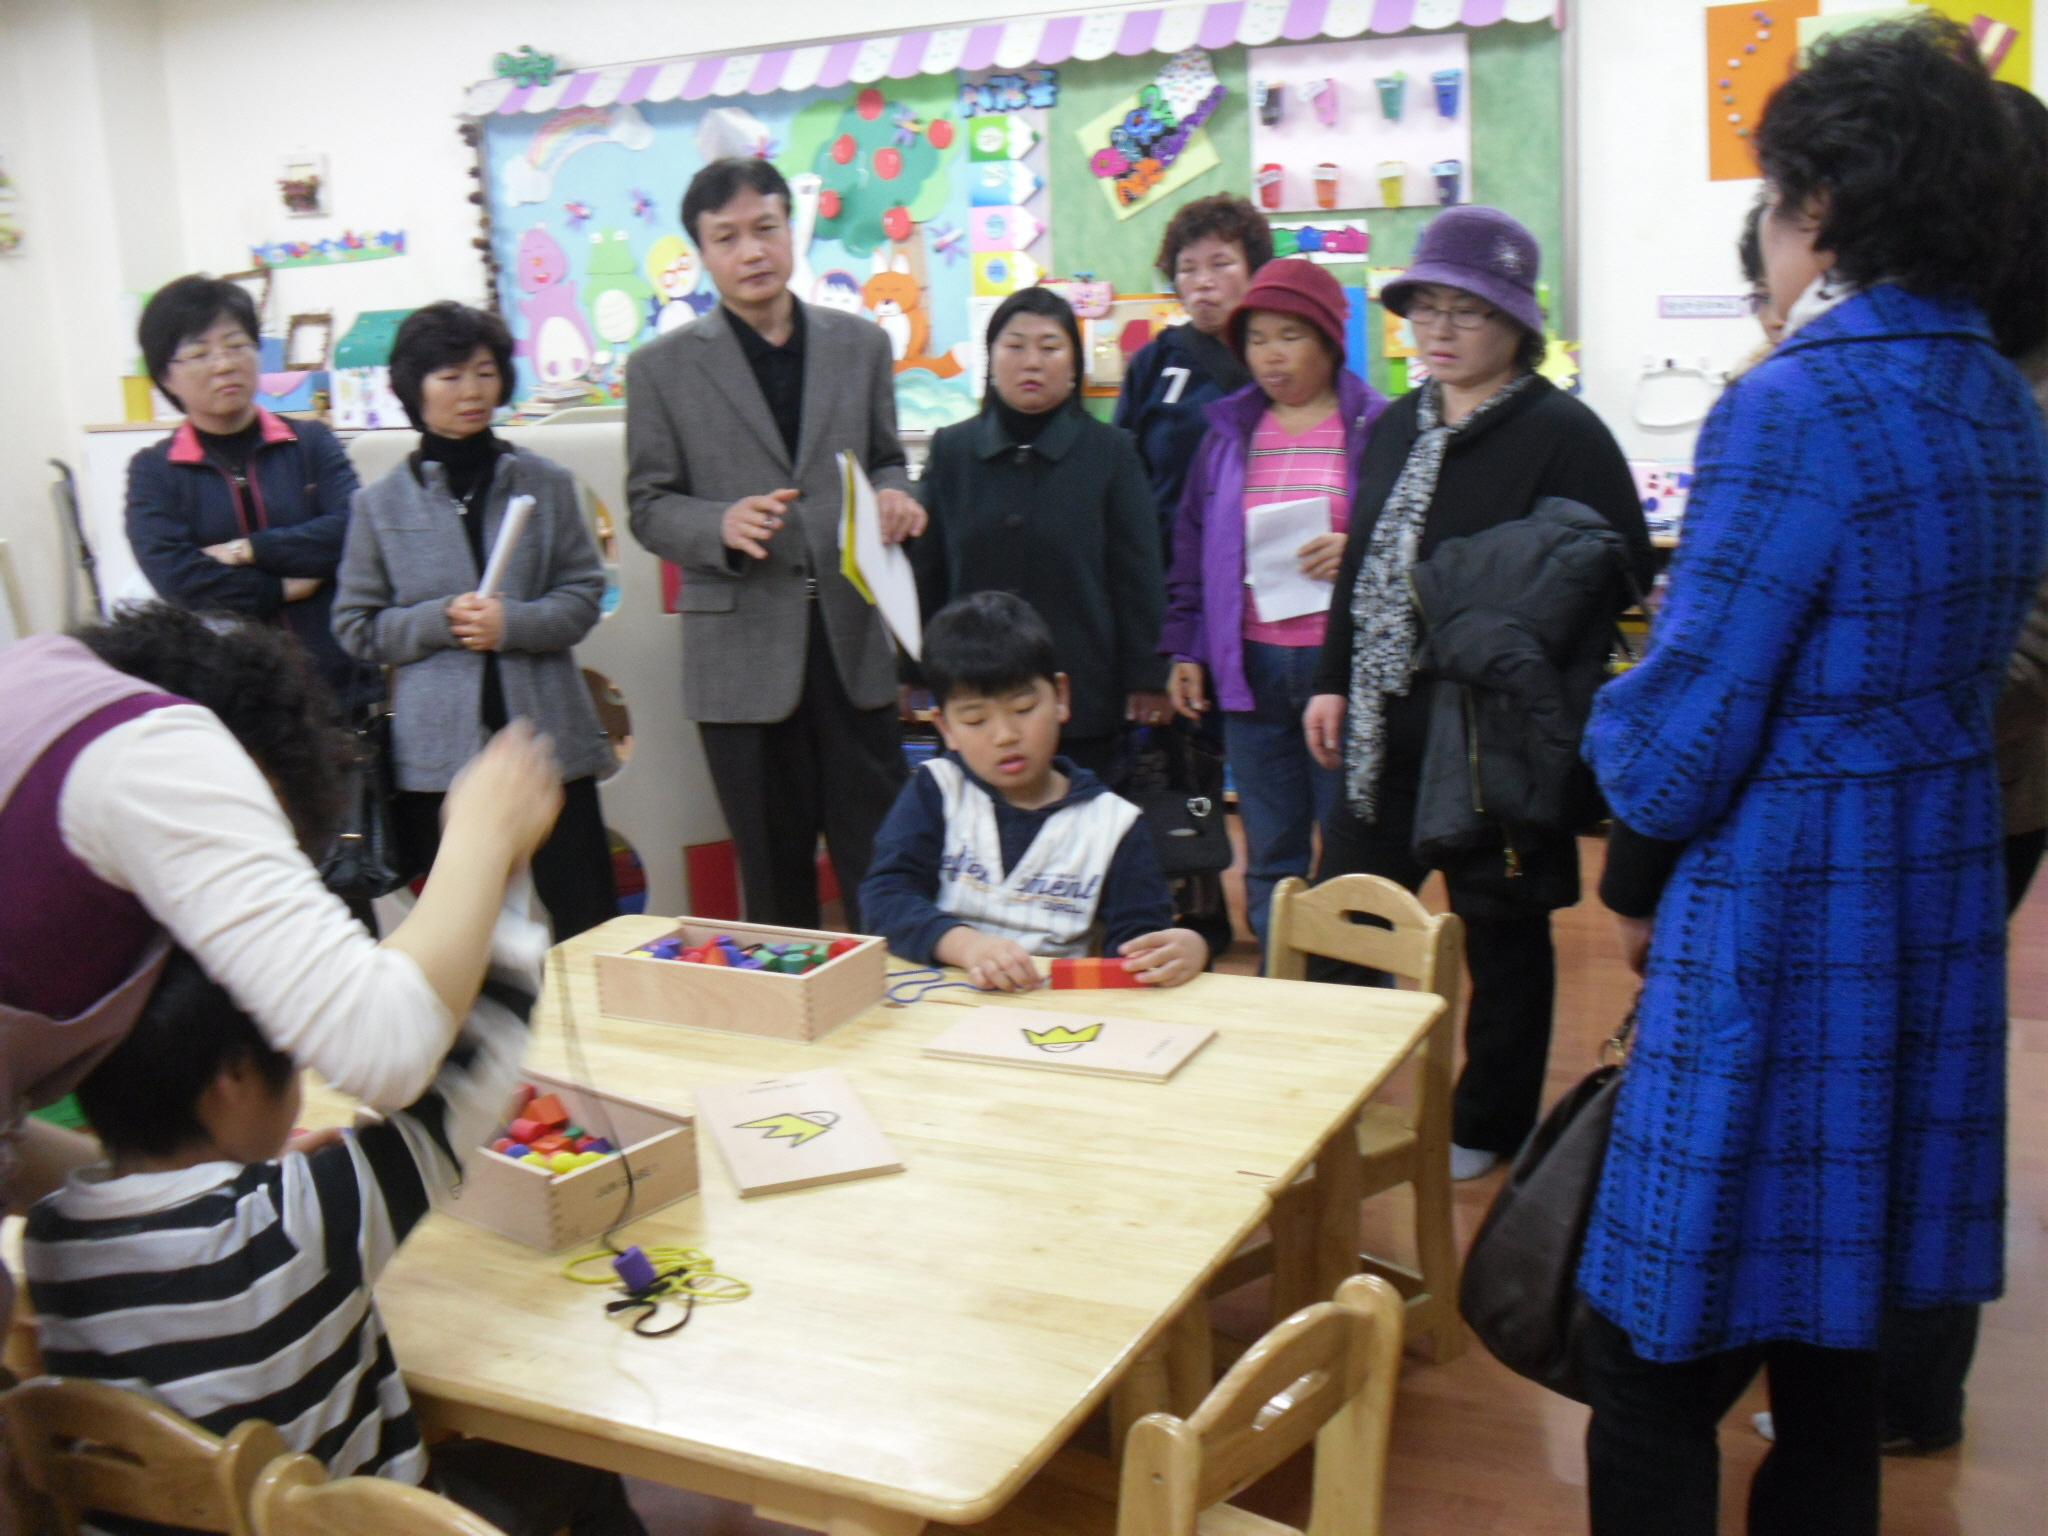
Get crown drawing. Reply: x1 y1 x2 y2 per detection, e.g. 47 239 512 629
1023 1021 1104 1052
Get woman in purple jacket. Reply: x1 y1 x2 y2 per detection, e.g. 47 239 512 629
1161 260 1386 954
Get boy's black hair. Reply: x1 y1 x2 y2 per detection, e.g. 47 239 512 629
388 301 515 431
1988 80 2048 362
1755 14 2008 300
75 951 296 1159
138 275 261 409
921 591 1059 706
983 286 1085 409
681 157 791 246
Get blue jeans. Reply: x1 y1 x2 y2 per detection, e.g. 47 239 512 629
1222 642 1339 951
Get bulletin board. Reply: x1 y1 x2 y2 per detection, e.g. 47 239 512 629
469 6 1566 423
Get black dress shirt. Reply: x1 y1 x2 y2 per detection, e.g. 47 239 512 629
726 301 807 459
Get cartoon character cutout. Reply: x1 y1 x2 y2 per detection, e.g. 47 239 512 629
861 254 964 378
515 225 595 388
811 270 865 315
645 235 713 334
584 228 652 350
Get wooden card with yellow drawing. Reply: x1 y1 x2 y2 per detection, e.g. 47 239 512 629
696 1068 904 1198
923 1007 1215 1083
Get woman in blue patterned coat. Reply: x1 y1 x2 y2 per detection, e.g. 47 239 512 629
1577 20 2048 1536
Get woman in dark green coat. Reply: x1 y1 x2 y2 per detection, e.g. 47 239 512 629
912 288 1170 773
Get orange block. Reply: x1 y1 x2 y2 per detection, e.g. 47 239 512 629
530 1133 569 1156
525 1094 569 1129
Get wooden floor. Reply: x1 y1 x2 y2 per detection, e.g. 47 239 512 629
627 832 2047 1536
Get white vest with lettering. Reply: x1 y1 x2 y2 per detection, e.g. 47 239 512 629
928 757 1142 957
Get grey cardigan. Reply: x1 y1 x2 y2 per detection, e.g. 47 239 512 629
333 445 614 792
624 302 910 724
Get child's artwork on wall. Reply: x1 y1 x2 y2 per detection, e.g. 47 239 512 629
480 79 980 429
1077 49 1226 220
1247 34 1471 213
1703 1 1815 181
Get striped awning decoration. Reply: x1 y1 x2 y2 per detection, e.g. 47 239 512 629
465 0 1560 117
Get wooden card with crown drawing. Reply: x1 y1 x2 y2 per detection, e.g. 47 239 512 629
922 1006 1215 1083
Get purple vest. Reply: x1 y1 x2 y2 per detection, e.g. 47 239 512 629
0 636 184 1145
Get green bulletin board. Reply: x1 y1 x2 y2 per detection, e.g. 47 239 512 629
1044 24 1564 413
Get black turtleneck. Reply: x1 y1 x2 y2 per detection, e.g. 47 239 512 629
412 429 511 731
992 395 1066 446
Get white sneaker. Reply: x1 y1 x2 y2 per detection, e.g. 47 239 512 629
1752 1411 1775 1443
1450 1144 1501 1181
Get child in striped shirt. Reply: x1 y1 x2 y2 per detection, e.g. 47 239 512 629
24 902 646 1536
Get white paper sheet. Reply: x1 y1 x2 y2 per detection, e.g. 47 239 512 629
1243 494 1335 624
476 493 536 599
838 452 922 661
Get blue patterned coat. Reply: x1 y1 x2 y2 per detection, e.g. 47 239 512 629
1579 287 2048 1362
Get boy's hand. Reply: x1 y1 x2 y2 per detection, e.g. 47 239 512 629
1118 928 1208 987
935 927 1043 992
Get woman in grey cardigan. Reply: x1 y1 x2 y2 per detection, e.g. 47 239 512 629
334 303 617 938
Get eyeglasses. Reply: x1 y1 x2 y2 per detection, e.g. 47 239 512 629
1406 301 1496 331
1744 289 1770 316
170 338 259 367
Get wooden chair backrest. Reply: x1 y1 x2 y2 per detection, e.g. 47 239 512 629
2 1376 286 1536
1116 1274 1404 1536
1264 875 1459 1002
248 1452 509 1536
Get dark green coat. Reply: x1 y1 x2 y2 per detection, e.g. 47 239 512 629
912 407 1167 737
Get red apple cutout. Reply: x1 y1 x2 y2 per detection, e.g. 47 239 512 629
857 88 885 120
874 146 903 180
818 189 842 219
882 205 912 242
830 134 856 165
928 119 954 150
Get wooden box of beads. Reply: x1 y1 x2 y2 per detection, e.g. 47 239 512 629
593 918 888 1042
444 1070 698 1253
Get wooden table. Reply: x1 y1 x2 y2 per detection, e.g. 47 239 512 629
311 917 1442 1532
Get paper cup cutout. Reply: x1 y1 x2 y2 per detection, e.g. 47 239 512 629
1377 160 1407 208
1432 68 1463 118
1431 158 1463 207
1375 71 1406 121
1256 163 1284 210
1314 163 1340 210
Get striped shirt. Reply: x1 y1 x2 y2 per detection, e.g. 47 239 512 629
1241 408 1353 647
24 906 544 1524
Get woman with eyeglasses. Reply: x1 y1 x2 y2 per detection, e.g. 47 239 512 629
126 275 378 710
1301 207 1651 1182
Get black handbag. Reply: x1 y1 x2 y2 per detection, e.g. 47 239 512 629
318 708 410 902
1108 724 1233 877
1457 1008 1634 1403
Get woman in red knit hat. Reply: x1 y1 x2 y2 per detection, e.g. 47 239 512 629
1159 258 1387 959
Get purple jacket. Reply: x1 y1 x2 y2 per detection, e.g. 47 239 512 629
1159 370 1387 712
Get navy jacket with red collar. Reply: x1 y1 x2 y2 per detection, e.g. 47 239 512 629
125 409 377 706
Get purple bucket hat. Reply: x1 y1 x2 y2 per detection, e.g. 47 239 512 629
1382 206 1545 339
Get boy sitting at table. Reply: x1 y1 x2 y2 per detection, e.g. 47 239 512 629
21 894 648 1536
862 591 1209 992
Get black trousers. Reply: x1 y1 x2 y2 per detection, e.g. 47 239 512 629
1318 776 1557 1155
697 612 906 933
428 1439 645 1536
394 775 618 942
1583 1306 1881 1536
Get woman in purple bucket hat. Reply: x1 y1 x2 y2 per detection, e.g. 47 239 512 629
1302 206 1654 1182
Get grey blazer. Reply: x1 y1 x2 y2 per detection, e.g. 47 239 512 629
624 302 911 723
332 445 614 792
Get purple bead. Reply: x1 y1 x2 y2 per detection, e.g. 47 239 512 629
582 1137 614 1154
613 1246 659 1293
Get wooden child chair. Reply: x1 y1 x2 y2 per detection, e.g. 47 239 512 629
971 1273 1404 1536
1223 875 1466 1363
248 1451 508 1536
1 1376 287 1536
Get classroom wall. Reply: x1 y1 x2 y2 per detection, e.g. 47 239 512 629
1 0 2044 633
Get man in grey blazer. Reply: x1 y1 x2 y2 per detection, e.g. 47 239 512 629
626 158 925 931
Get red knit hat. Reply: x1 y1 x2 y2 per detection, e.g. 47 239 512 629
1228 257 1349 363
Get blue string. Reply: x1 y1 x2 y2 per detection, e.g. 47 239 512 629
886 968 985 1005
